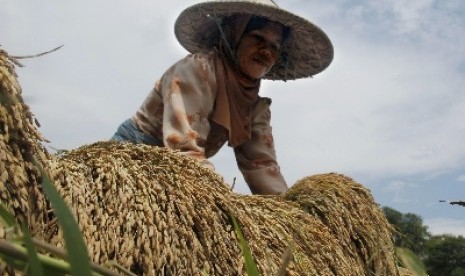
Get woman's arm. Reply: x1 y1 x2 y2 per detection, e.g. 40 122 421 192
234 97 288 195
159 53 217 166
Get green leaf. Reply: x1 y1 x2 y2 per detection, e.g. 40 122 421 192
0 252 27 271
22 226 45 276
36 164 93 276
231 214 260 276
396 247 428 276
0 203 16 228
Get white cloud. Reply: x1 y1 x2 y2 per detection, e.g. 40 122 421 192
381 0 435 34
3 0 464 178
306 2 465 176
295 1 465 66
457 175 465 183
383 180 419 203
425 218 465 236
266 35 465 181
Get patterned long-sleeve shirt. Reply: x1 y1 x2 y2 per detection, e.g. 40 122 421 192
132 52 287 194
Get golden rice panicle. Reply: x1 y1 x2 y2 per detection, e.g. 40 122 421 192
0 48 50 240
49 141 367 275
233 195 359 275
285 173 400 276
46 141 243 275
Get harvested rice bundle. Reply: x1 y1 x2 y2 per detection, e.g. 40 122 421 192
285 173 399 275
0 49 50 239
48 141 242 275
233 195 356 275
45 141 401 275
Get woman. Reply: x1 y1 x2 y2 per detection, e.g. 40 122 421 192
112 0 334 195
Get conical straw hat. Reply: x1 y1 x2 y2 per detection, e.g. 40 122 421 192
174 0 334 80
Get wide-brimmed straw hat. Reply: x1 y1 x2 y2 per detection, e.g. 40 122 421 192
174 0 334 80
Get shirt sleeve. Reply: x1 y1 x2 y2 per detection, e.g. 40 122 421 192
159 53 217 167
234 97 288 195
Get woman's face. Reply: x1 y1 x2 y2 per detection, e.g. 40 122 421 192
235 21 283 80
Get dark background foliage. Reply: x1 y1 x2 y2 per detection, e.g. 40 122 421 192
382 206 465 276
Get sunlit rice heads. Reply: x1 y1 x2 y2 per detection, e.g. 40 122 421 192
43 142 401 275
0 49 51 241
285 173 400 275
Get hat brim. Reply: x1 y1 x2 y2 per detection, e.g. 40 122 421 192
174 0 334 80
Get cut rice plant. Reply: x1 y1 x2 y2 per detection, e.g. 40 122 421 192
231 212 293 276
36 161 93 276
0 173 121 276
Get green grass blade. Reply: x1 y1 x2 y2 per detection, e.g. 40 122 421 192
396 247 427 276
231 214 260 276
22 226 45 276
0 203 16 228
36 164 93 276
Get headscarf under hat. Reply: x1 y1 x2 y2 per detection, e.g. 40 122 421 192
210 15 260 147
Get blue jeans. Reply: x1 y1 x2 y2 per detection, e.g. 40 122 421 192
111 119 163 146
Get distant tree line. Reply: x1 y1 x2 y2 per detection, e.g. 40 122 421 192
382 206 465 276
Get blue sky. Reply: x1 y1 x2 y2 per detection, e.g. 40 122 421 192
2 0 464 235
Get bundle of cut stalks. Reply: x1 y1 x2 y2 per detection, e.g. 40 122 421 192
285 174 399 275
0 49 51 238
0 47 407 275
